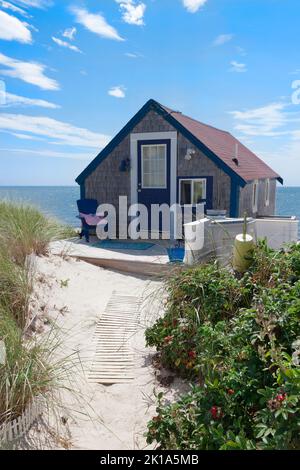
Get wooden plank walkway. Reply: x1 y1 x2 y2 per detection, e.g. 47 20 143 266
88 291 142 384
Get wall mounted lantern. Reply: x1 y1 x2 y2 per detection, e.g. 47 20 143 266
119 158 131 172
184 148 196 161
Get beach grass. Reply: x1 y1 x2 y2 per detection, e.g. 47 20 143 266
0 201 75 265
0 201 76 431
0 311 71 426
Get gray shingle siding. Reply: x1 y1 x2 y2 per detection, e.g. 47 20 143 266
239 179 277 218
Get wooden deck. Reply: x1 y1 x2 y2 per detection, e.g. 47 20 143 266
50 237 174 276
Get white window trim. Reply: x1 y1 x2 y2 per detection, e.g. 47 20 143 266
252 179 259 213
265 178 270 207
141 144 167 189
179 178 207 206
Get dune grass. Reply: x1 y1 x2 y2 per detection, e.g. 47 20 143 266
0 201 76 431
0 201 75 265
0 312 73 426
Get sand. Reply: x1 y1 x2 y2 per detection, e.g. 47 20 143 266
21 253 186 450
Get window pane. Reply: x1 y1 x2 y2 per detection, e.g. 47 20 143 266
193 181 205 204
143 173 151 187
180 181 192 205
142 145 166 188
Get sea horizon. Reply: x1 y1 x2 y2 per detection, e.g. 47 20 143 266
0 186 300 233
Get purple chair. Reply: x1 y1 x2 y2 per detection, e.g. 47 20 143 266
77 199 98 242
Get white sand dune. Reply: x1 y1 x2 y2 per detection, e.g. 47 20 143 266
25 254 175 450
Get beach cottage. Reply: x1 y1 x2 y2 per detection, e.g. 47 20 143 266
76 99 282 234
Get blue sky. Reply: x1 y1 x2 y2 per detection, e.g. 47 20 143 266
0 0 300 186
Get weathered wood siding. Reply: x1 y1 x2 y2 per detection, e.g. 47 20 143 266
85 135 131 213
239 179 277 217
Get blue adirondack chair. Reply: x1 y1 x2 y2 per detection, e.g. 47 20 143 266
77 199 98 243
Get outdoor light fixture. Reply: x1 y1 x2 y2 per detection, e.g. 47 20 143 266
184 148 196 161
119 158 131 172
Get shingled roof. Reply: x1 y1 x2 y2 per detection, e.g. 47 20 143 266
159 103 282 184
76 99 283 186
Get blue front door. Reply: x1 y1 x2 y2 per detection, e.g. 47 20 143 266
137 140 171 229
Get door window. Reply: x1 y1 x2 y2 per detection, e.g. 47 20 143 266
141 145 167 189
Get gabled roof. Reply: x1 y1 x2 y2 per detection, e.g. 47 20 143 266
76 99 283 186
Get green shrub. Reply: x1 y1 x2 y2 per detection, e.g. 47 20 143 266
146 243 300 450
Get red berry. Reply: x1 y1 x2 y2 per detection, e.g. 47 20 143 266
210 406 223 420
227 389 235 396
276 394 286 402
188 351 197 359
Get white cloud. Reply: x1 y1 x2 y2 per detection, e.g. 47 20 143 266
10 133 45 140
0 10 32 43
0 1 30 17
13 0 52 8
108 86 126 98
62 26 77 40
182 0 207 13
0 53 59 90
115 0 146 26
229 102 300 137
2 92 60 109
229 101 300 184
71 6 124 41
230 60 247 73
125 52 138 58
213 34 233 46
125 52 143 58
0 148 91 160
52 36 82 53
236 46 247 56
0 113 110 148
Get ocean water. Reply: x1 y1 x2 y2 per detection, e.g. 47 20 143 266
0 186 80 227
0 186 299 229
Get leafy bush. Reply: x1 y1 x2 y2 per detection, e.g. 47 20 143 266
146 242 300 450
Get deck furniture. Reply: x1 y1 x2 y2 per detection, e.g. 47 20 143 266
77 199 98 243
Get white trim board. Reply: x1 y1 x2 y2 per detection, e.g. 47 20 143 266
130 131 178 208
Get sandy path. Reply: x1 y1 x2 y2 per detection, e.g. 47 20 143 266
29 254 165 450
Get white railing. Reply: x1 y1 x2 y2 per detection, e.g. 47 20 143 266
184 216 299 265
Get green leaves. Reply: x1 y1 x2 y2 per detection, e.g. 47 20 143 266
145 243 300 450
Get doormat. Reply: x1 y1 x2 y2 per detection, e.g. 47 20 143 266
93 240 155 251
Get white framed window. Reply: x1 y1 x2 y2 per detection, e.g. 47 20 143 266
141 144 167 189
252 180 259 213
265 178 270 207
179 178 207 206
